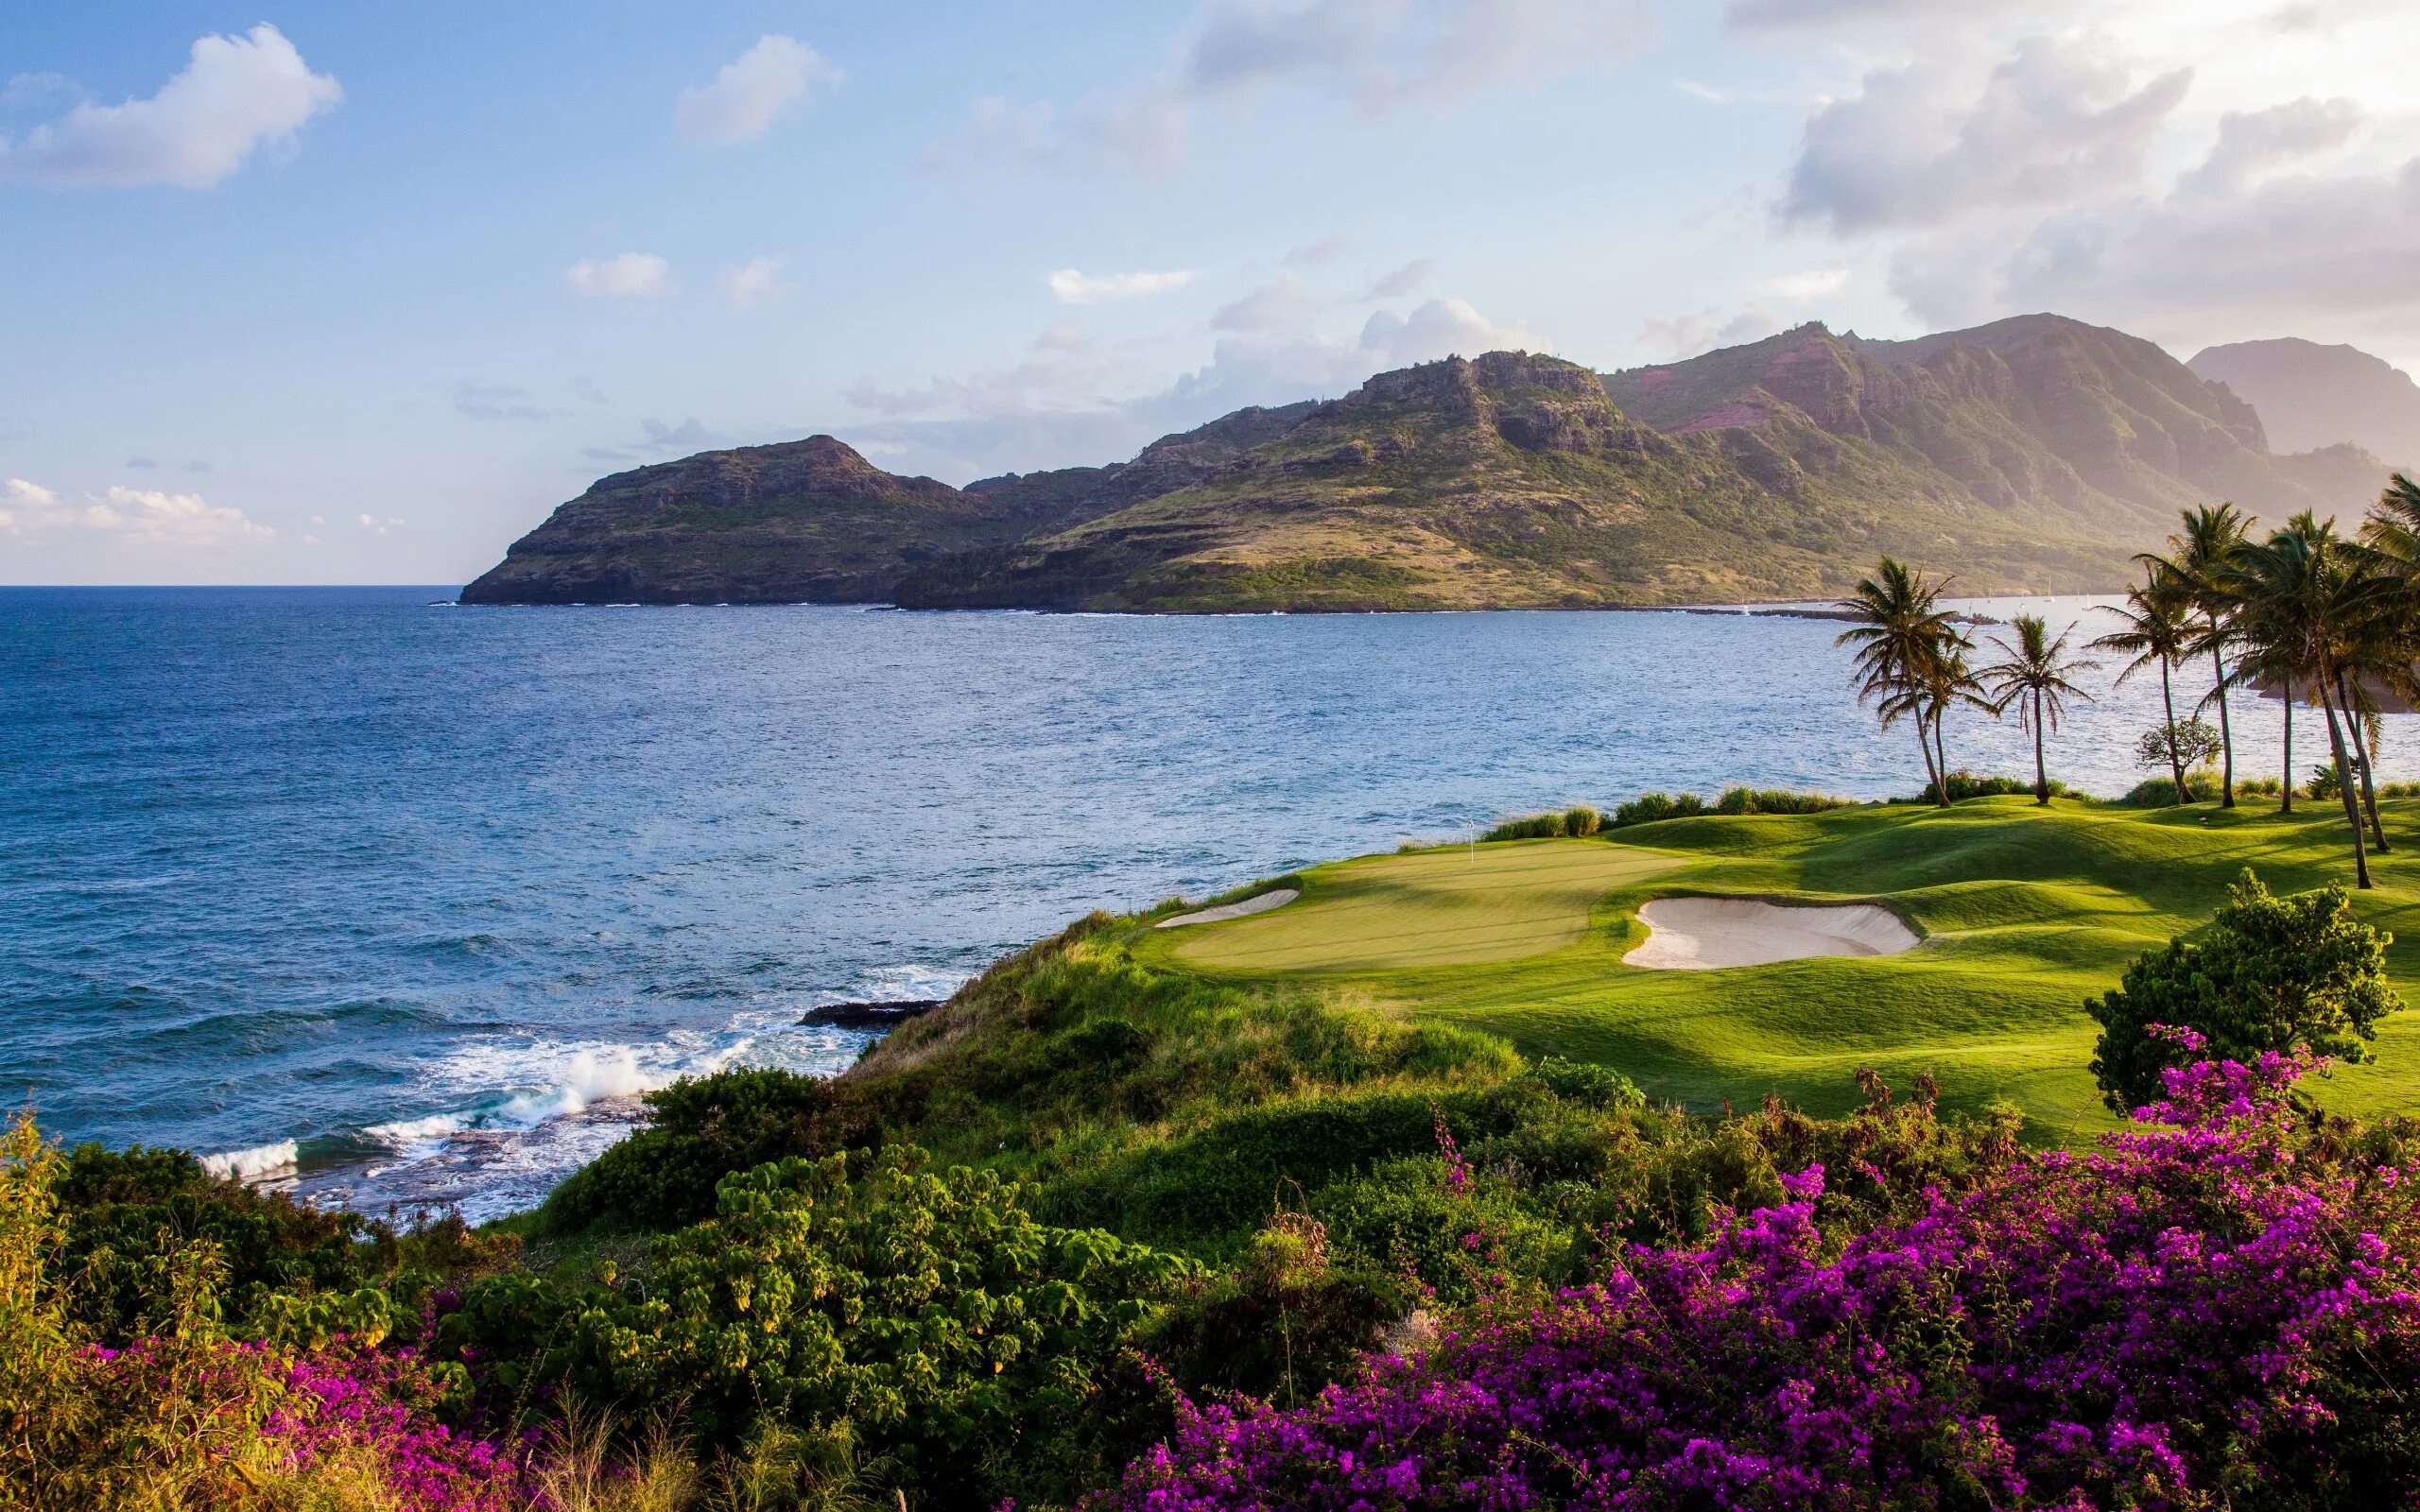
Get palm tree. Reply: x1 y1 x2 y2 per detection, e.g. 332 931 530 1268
2223 514 2381 886
1975 615 2097 804
2091 568 2201 800
2145 504 2252 807
1837 558 1963 807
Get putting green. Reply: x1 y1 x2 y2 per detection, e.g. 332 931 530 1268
1165 840 1684 972
1141 798 2420 1137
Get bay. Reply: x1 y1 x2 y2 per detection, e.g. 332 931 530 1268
3 586 2396 1218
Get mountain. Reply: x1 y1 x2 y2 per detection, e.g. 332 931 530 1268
463 315 2395 612
458 436 1076 605
2187 337 2420 470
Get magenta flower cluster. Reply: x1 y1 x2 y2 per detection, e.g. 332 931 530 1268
266 1345 528 1510
1117 1047 2420 1509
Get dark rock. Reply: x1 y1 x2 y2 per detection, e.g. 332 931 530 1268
797 999 944 1029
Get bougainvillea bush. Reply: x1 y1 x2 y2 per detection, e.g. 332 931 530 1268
1115 1035 2420 1510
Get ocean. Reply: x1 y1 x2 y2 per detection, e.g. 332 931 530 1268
4 586 2393 1219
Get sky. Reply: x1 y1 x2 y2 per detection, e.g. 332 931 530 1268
6 0 2420 586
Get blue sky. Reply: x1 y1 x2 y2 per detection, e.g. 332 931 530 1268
7 0 2419 584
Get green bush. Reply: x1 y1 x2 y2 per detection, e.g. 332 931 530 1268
1612 791 1706 827
1564 805 1601 837
449 1147 1197 1505
2237 776 2283 797
541 1066 882 1232
1915 770 2075 803
1483 813 1565 841
1713 786 1850 816
2087 869 2404 1113
2310 765 2346 800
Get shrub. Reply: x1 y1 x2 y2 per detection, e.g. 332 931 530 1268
2310 764 2345 800
449 1147 1197 1506
2237 775 2283 797
1914 770 2075 803
1712 786 1849 816
2087 868 2402 1113
541 1067 882 1232
1481 813 1564 841
1611 792 1705 827
1113 1049 2420 1510
2382 781 2420 799
1563 805 1600 837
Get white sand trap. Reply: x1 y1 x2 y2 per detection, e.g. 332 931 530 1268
1158 888 1300 929
1624 897 1918 970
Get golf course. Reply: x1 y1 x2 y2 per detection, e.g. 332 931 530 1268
1142 794 2420 1136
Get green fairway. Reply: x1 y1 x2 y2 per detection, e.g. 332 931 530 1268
1138 798 2420 1138
1167 841 1683 971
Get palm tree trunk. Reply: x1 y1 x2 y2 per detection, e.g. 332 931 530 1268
2159 659 2189 801
2341 672 2390 852
2031 687 2048 805
2280 675 2294 816
2318 680 2373 888
1912 718 1943 806
2209 631 2234 808
1931 705 1952 806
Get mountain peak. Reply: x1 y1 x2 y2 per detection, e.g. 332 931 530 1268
2188 338 2420 466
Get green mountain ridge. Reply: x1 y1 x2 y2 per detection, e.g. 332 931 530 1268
463 314 2396 611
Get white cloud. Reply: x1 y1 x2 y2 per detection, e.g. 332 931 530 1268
1363 258 1437 299
925 0 1642 175
0 25 339 189
356 512 404 536
718 256 794 308
1782 34 2189 234
843 289 1544 480
1046 267 1198 303
673 35 841 146
565 252 674 299
5 477 273 544
1214 274 1315 332
1754 266 1852 300
2176 95 2361 195
0 478 61 533
1637 307 1788 359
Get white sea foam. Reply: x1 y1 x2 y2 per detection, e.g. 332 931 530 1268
364 1112 468 1145
200 1139 299 1182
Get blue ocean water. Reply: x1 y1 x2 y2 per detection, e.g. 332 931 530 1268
3 587 2398 1217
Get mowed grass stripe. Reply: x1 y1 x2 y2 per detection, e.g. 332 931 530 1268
1164 840 1685 971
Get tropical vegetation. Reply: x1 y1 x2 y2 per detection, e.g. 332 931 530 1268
26 472 2420 1506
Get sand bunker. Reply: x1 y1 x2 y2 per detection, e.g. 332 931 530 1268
1624 897 1918 970
1158 888 1301 929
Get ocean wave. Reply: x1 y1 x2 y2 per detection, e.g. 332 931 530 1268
200 1139 299 1182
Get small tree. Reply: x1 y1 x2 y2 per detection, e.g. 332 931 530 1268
2133 718 2222 801
2087 869 2401 1113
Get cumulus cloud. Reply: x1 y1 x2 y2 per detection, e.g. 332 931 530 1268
843 290 1544 480
0 25 339 188
0 477 61 533
1363 258 1437 299
1213 274 1316 332
2176 95 2361 195
1890 146 2420 347
925 0 1641 175
3 477 273 542
718 256 794 308
673 35 841 146
1046 267 1198 303
1637 308 1788 360
565 252 673 299
1782 34 2189 234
